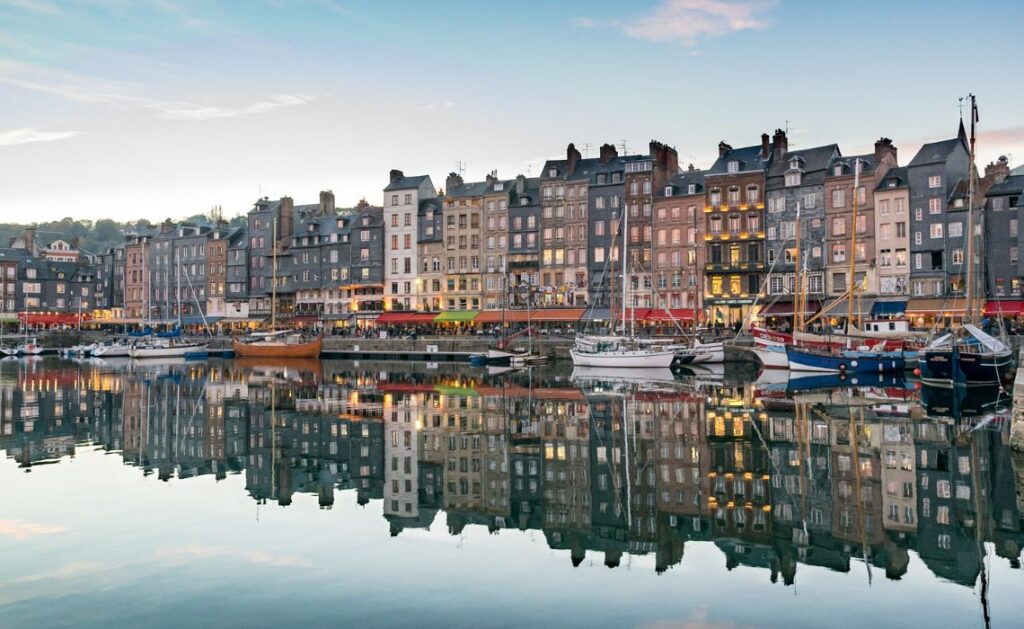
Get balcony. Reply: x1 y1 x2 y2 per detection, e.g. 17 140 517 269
705 261 766 272
705 231 765 242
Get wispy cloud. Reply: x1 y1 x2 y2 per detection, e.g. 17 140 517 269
419 101 455 111
576 0 777 47
157 94 313 120
0 127 79 146
0 64 314 121
0 518 68 539
0 0 62 14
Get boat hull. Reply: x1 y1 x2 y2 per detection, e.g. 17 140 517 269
569 348 676 368
682 341 724 364
131 343 209 359
786 345 905 373
232 337 323 359
918 348 1014 387
745 345 790 369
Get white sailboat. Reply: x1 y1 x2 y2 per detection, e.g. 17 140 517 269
570 204 675 368
131 254 207 359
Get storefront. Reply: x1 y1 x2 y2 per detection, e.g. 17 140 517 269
905 297 967 327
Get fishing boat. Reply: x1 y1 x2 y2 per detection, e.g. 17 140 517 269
786 344 905 373
919 96 1015 387
743 344 789 369
231 218 322 359
13 337 44 356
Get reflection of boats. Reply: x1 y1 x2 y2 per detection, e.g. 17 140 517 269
787 372 905 392
570 366 677 387
675 340 725 364
233 356 323 384
919 381 1010 420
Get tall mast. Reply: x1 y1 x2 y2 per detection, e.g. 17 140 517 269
846 158 861 330
271 214 278 329
792 202 802 333
621 207 629 337
965 94 978 324
175 247 182 327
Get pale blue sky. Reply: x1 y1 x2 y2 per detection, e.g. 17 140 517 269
1 0 1022 221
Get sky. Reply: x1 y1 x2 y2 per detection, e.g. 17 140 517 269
1 0 1023 223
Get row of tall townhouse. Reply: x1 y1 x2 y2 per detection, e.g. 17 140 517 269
3 122 1023 326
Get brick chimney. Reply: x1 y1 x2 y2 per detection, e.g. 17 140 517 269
687 163 696 172
761 133 770 159
985 156 1011 185
566 143 582 176
515 174 526 194
319 190 335 215
389 169 404 184
649 140 679 190
772 129 788 157
356 198 370 210
718 141 732 158
599 143 618 163
485 170 497 187
278 196 294 243
161 219 173 234
446 172 464 193
873 137 898 179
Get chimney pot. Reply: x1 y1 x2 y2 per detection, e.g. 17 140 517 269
718 141 732 158
389 169 404 184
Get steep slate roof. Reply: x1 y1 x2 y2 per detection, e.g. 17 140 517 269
418 197 443 216
985 174 1024 197
446 180 490 198
661 170 707 197
908 137 968 167
706 144 771 176
875 166 910 191
1012 164 1024 176
383 174 431 192
769 144 840 180
827 152 877 177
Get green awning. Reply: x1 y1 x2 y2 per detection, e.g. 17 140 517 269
434 310 479 322
0 314 18 323
434 385 478 397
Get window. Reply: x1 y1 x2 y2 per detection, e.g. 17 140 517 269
928 175 941 189
785 173 801 187
952 249 963 265
879 224 893 239
914 252 922 270
930 224 943 239
929 198 942 214
832 243 846 263
879 199 890 215
831 189 845 208
915 231 922 245
1012 247 1019 264
948 222 962 237
896 222 907 238
915 207 923 221
1012 219 1019 238
727 160 739 173
710 189 721 206
746 186 759 204
832 217 846 236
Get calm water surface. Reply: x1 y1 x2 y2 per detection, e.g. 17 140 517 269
2 357 1023 628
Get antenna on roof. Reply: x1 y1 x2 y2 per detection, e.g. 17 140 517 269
619 139 629 156
455 161 466 177
581 143 592 158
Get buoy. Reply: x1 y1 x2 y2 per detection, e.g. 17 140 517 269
913 368 921 377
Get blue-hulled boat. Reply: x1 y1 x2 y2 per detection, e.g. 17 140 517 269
918 324 1014 387
786 345 906 374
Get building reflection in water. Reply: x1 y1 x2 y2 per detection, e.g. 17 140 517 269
1 357 1022 589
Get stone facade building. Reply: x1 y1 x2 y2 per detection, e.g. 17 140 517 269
443 173 486 311
653 168 706 312
873 166 912 299
383 172 435 311
983 170 1023 303
507 175 540 307
481 173 512 310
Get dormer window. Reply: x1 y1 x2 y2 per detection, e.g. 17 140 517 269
888 180 896 188
790 158 800 170
833 164 843 176
520 198 528 206
664 186 673 197
549 168 557 177
785 172 801 187
727 160 739 173
688 184 696 195
494 183 502 192
954 198 965 208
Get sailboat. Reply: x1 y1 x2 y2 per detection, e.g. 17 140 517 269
785 182 905 374
131 253 208 359
233 215 322 359
570 205 675 368
919 96 1014 387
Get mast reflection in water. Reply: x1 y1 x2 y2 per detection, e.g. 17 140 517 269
1 357 1022 627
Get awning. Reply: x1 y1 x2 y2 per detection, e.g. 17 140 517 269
846 297 876 317
434 310 479 323
19 312 91 326
906 297 968 316
644 308 696 322
527 308 585 322
870 300 907 316
582 308 612 322
377 312 438 324
475 310 525 323
983 300 1024 316
0 314 20 323
179 315 217 325
758 300 821 317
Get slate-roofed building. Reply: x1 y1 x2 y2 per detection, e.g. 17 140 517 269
581 144 628 309
0 248 28 317
624 140 680 310
481 173 514 310
653 168 706 313
906 126 971 307
765 137 838 305
442 173 488 311
704 133 774 326
246 196 300 319
383 171 436 311
540 143 593 307
983 169 1024 303
507 175 541 307
225 228 250 321
874 166 912 299
341 201 386 320
123 231 153 320
417 197 444 311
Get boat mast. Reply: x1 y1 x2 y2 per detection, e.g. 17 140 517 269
846 158 861 331
272 214 278 330
175 248 182 328
793 202 803 334
621 207 629 338
965 93 978 326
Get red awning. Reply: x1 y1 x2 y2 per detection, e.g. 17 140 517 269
983 300 1024 315
377 312 438 324
19 312 91 326
759 300 821 317
643 308 696 322
527 308 586 322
